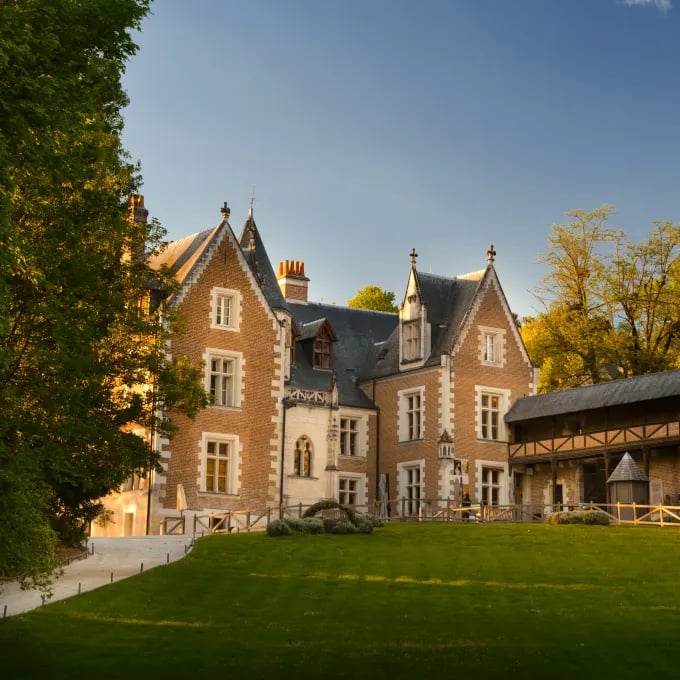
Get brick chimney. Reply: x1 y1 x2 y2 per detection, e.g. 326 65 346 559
277 260 309 302
125 194 148 262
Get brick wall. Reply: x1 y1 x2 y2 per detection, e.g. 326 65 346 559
163 234 282 513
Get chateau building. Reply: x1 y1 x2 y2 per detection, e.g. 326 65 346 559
92 197 536 535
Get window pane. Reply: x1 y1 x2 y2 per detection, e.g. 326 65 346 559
217 459 227 493
206 458 215 491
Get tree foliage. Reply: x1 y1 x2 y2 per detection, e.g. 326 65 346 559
347 285 398 313
523 205 680 391
0 0 208 586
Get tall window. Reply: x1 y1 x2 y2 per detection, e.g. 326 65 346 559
215 294 232 327
210 357 234 406
211 288 239 330
481 393 500 440
339 478 358 506
481 466 501 506
205 440 231 493
407 393 422 440
313 327 333 369
339 418 359 456
398 388 424 442
294 436 312 477
405 465 422 516
402 320 421 361
483 332 499 364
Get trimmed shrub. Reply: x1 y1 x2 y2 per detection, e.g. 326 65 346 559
354 513 384 529
582 510 610 526
323 518 339 534
331 520 358 534
299 517 324 534
548 511 579 525
354 516 375 534
267 519 292 537
547 510 610 526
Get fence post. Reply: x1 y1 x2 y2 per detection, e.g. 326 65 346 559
616 502 621 524
446 498 451 522
633 502 637 525
246 511 251 532
401 497 405 518
267 507 271 527
299 502 303 518
209 512 214 534
193 514 197 536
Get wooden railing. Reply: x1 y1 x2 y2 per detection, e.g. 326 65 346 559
182 500 680 534
584 502 680 527
509 420 680 460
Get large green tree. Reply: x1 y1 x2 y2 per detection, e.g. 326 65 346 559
523 206 680 392
0 0 206 587
347 285 399 313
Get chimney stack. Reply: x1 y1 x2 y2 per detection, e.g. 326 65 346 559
125 194 148 262
277 260 309 302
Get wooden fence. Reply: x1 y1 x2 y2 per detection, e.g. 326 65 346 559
160 500 680 535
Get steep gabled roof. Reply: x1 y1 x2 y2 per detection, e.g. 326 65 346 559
287 301 398 408
237 209 287 310
421 268 486 359
505 369 680 423
148 226 220 287
364 267 487 378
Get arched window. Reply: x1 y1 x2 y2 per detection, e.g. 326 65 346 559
294 436 313 477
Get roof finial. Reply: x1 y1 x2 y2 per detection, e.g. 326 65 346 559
409 247 418 266
486 244 496 263
248 187 255 219
221 201 231 219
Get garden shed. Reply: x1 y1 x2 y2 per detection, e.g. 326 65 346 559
607 453 649 519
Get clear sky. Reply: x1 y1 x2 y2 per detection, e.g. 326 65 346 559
122 0 680 317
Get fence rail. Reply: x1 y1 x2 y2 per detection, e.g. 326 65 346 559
179 500 680 535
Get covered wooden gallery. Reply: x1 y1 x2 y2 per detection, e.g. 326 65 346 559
504 370 680 509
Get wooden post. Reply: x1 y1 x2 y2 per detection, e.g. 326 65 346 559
551 459 558 508
642 446 650 478
604 452 611 506
633 502 637 525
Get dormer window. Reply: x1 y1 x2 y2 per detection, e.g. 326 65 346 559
313 326 333 369
402 320 421 361
299 318 337 371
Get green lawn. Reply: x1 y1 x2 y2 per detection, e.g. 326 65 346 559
2 522 680 679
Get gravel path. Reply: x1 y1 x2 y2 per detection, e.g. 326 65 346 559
0 535 195 618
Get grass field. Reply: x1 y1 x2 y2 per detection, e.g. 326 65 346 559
2 522 680 679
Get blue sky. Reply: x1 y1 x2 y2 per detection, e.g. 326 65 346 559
122 0 680 317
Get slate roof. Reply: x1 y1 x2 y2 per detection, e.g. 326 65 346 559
505 369 680 423
607 452 649 483
237 211 287 311
148 226 220 287
363 267 486 378
286 301 398 408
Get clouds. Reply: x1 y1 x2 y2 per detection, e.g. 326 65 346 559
622 0 672 11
